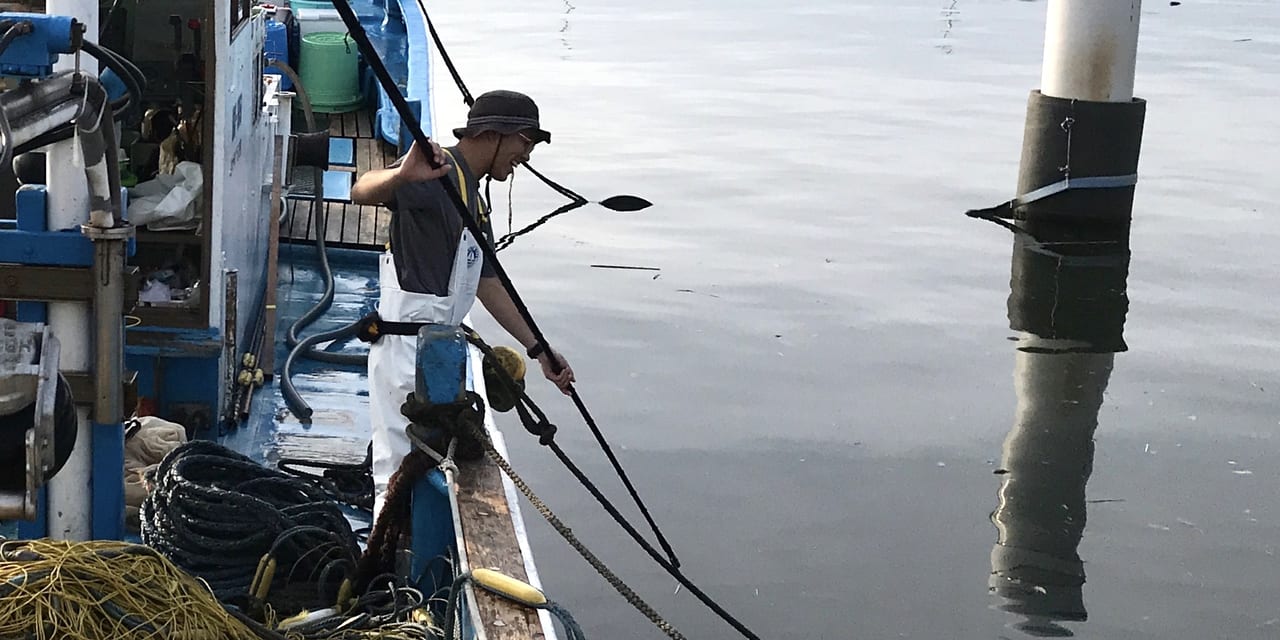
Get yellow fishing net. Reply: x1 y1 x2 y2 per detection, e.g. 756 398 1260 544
0 538 260 640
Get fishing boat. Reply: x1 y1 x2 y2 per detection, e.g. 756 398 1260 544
0 0 563 637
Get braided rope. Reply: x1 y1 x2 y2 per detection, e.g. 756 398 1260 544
472 430 687 640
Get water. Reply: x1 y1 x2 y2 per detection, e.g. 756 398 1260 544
428 1 1280 637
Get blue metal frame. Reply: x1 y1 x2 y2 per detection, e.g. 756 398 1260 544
0 179 134 540
0 13 77 78
91 421 125 540
0 186 135 265
415 324 468 405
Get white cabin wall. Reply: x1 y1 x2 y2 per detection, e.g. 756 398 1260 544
209 12 276 416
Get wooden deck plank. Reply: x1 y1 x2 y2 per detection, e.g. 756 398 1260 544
326 113 342 137
324 203 346 244
356 138 376 176
356 108 372 139
378 137 397 169
340 111 358 138
362 206 391 247
340 204 363 244
456 455 546 640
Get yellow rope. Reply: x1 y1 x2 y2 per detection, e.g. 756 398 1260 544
0 538 261 640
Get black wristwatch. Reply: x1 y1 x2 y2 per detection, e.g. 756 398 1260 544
526 342 547 359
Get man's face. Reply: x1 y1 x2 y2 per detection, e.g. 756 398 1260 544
489 130 539 181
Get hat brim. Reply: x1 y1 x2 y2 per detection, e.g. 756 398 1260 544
452 123 551 144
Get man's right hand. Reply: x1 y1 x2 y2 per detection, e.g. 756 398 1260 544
396 141 452 184
351 140 452 205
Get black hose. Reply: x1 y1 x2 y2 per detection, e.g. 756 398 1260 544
83 40 146 116
280 319 363 421
277 63 369 421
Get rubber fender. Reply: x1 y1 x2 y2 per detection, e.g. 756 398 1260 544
472 568 547 607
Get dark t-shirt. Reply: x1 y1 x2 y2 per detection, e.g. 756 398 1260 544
387 147 495 296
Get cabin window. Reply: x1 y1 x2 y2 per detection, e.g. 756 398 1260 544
231 0 252 37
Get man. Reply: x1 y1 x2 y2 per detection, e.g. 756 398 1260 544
351 90 575 517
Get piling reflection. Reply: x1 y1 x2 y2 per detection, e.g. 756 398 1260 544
989 219 1130 637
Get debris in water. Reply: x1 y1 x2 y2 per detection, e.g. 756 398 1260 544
590 264 660 271
1148 523 1171 531
1233 469 1254 475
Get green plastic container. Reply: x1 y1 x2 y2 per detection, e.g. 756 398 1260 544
299 32 363 113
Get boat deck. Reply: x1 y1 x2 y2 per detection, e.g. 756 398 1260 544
283 109 398 249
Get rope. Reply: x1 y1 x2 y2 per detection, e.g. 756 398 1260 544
139 441 360 609
470 429 686 640
462 329 680 567
0 539 262 640
278 444 375 512
443 573 589 640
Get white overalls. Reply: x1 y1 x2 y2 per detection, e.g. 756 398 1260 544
368 150 484 519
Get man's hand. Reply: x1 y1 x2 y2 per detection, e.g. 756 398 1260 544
538 349 575 395
397 141 452 183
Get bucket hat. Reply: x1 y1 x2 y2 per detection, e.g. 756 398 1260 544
452 90 551 143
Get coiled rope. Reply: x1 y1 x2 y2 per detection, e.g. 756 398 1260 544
140 441 360 608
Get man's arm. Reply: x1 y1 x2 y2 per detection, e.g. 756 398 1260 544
476 276 575 393
350 141 451 206
350 166 402 206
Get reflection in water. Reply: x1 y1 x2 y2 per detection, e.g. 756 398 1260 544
989 220 1130 637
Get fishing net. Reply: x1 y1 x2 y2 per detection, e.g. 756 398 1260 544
0 538 261 640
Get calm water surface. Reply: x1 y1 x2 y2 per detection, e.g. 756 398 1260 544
431 1 1280 637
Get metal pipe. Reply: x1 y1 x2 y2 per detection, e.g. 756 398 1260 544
90 232 125 426
46 0 99 543
1041 0 1142 102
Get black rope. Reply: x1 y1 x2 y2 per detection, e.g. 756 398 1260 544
277 443 374 512
462 330 762 640
139 441 359 606
496 199 588 251
419 1 473 107
415 0 593 204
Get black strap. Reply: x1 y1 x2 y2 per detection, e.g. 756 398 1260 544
355 312 428 344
